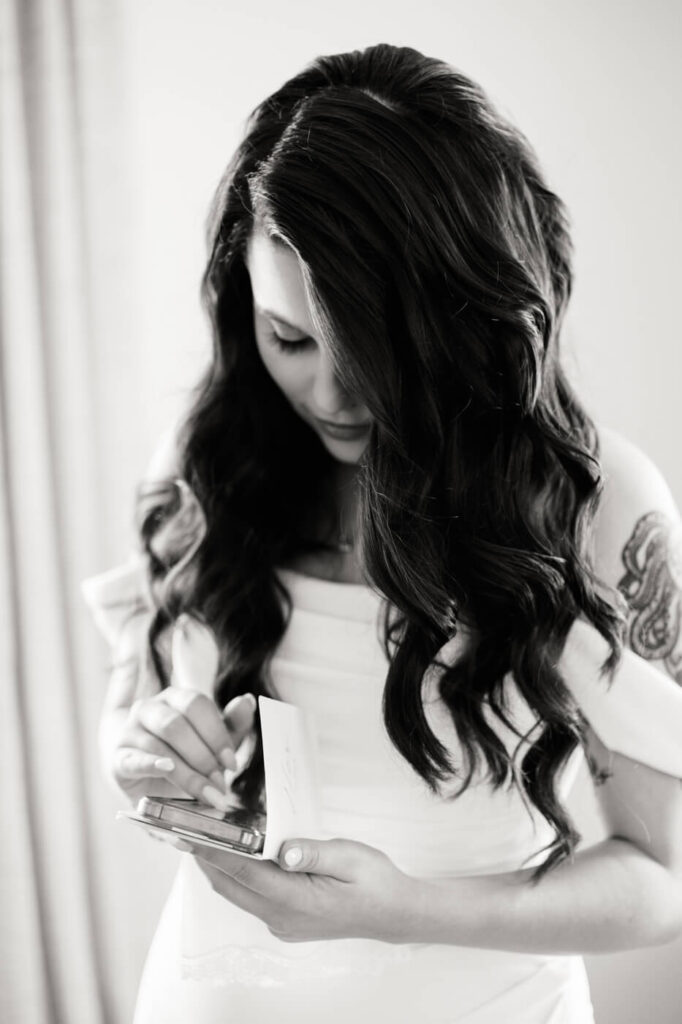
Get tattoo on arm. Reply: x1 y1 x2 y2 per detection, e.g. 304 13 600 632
617 511 682 684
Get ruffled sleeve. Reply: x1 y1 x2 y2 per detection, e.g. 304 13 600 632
81 558 216 699
563 618 682 777
81 556 152 648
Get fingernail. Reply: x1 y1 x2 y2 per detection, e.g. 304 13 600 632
154 757 175 772
218 746 237 771
201 785 231 812
209 770 227 792
224 693 257 715
284 846 303 868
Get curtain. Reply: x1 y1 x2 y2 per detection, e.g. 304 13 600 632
0 1 165 1021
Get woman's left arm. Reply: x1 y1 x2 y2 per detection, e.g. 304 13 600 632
189 748 682 952
408 429 682 954
409 742 682 953
190 429 682 952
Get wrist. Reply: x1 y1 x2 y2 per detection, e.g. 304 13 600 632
365 867 435 945
400 870 526 946
382 871 469 945
389 871 431 944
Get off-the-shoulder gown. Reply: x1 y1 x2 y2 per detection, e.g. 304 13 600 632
83 559 682 1023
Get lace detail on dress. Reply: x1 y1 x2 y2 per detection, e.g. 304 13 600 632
180 941 418 987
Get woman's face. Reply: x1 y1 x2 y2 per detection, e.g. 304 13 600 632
245 231 372 465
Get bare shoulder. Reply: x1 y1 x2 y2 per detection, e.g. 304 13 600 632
591 427 679 568
592 425 682 682
596 426 678 520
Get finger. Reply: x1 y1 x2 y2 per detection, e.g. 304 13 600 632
193 858 269 917
222 693 257 750
192 845 286 897
114 732 232 810
115 748 176 780
136 698 227 779
163 689 238 771
278 838 367 879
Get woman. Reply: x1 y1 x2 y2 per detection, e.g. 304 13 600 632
84 43 682 1023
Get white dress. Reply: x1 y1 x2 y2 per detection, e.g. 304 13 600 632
83 560 682 1024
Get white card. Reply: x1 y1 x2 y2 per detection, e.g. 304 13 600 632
259 695 321 859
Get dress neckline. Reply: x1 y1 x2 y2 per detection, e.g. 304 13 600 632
276 565 371 590
275 566 383 622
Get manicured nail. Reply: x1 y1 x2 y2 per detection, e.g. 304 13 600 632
218 746 237 771
224 693 257 715
201 785 231 812
154 757 175 772
284 846 303 868
209 770 227 792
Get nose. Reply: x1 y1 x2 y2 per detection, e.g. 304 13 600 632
311 347 350 416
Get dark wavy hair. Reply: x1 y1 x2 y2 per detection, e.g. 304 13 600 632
137 43 623 875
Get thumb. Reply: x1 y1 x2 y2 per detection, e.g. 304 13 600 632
222 693 257 749
278 838 364 879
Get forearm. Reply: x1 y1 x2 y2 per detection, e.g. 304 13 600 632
98 608 158 793
406 838 682 954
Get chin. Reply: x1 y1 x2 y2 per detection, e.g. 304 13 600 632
320 436 368 464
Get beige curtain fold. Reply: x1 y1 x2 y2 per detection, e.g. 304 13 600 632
0 1 136 1021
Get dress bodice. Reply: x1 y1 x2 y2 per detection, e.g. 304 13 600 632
253 568 564 879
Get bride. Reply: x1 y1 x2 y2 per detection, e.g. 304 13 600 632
84 42 682 1024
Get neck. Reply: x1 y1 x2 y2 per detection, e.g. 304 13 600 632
330 459 360 492
286 460 364 581
331 462 360 540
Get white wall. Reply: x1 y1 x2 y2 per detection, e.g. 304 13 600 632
112 1 682 1019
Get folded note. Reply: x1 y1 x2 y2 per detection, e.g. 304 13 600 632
259 695 321 859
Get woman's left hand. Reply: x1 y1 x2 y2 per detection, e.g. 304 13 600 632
186 838 420 944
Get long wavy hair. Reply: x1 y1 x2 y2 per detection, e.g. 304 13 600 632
137 43 623 875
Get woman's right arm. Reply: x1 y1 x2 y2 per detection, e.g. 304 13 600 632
94 422 256 811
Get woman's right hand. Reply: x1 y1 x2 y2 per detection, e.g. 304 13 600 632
112 690 257 809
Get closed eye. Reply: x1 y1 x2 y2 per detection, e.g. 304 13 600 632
253 305 313 353
268 329 313 354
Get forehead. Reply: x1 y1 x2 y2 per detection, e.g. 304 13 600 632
245 231 315 333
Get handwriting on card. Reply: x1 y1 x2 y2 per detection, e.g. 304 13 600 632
259 697 321 859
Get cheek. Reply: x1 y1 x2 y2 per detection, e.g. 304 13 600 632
256 339 307 402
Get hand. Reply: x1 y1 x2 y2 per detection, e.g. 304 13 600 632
186 837 420 944
112 691 257 808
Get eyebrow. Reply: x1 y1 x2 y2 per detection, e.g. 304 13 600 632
256 306 307 333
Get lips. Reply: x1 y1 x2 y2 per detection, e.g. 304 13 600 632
315 417 371 440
